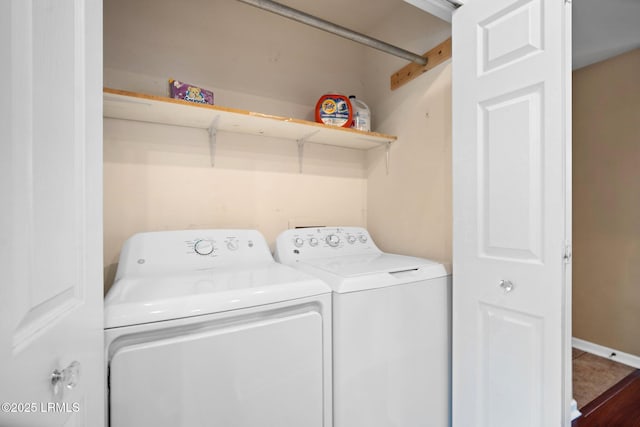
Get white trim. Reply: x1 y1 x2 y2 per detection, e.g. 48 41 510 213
403 0 457 23
562 2 573 425
570 399 581 421
573 337 640 370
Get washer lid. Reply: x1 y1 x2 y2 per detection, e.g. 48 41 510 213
298 253 448 294
301 253 442 277
104 262 330 329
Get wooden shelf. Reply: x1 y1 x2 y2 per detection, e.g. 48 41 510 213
103 88 397 150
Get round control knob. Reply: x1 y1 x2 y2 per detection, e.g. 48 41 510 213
358 235 368 243
294 237 304 248
347 235 356 244
194 239 214 255
226 240 239 251
326 234 340 247
309 237 319 247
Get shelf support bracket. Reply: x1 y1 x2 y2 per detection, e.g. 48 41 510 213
208 115 220 167
297 140 305 174
385 142 391 175
296 130 320 174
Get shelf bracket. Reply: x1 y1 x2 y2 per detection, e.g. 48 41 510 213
208 115 220 167
297 140 305 174
385 142 391 175
296 130 320 174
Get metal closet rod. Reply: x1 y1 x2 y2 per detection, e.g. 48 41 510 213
235 0 428 66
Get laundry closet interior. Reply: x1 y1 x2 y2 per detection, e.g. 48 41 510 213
102 0 640 414
102 0 453 292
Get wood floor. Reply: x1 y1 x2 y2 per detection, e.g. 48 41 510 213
573 367 640 426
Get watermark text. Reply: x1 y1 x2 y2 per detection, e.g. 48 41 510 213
1 402 80 413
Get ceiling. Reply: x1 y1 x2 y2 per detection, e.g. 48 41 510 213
573 0 640 69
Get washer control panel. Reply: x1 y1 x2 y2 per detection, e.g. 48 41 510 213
275 226 380 263
184 233 256 259
185 235 246 258
326 234 340 247
115 229 272 278
194 239 215 255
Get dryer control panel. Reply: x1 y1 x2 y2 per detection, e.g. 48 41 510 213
275 226 381 264
115 229 273 279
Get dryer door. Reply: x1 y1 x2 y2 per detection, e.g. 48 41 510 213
108 307 325 427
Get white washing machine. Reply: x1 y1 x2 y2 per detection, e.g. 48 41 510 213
104 229 332 427
275 226 451 427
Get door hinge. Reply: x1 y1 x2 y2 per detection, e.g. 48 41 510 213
563 242 572 264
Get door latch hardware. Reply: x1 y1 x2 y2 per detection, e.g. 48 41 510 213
51 361 80 397
564 242 572 264
499 280 514 293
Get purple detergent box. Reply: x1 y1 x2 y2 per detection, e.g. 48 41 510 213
169 79 214 105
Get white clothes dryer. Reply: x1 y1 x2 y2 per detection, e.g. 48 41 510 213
275 226 451 427
104 229 332 427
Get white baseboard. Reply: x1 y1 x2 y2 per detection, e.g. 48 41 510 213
570 399 581 421
573 337 640 369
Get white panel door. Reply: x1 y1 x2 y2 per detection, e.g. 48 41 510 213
452 0 571 426
0 0 103 426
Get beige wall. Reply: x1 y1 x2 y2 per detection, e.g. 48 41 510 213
103 0 453 291
103 0 367 115
102 0 371 291
573 48 640 356
363 10 452 267
103 119 368 290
